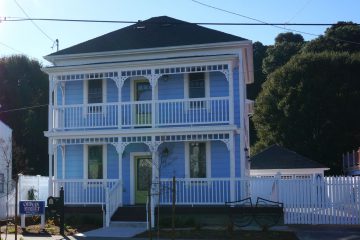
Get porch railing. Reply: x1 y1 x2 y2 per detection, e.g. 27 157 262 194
52 97 229 130
51 179 118 205
158 178 249 205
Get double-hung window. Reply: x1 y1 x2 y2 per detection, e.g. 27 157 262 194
88 145 103 179
186 72 209 108
186 142 210 178
86 79 105 113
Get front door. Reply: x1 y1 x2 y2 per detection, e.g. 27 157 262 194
134 80 152 125
135 155 152 204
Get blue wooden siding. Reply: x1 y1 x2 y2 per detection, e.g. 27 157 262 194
56 147 63 179
211 141 230 177
107 79 118 103
235 135 241 177
209 72 228 97
64 145 83 179
158 142 185 178
107 145 119 179
65 81 83 104
158 74 184 100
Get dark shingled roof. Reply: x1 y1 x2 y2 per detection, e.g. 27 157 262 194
48 16 247 56
250 145 327 170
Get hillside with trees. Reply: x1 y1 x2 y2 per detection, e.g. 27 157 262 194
250 22 360 174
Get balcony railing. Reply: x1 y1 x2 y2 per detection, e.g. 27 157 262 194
52 97 230 130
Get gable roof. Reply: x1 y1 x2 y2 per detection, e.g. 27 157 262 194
250 145 327 170
48 16 247 56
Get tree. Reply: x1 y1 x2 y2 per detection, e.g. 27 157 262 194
262 32 305 75
253 52 360 174
0 55 48 175
303 22 360 53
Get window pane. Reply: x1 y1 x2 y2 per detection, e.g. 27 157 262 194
88 146 103 179
189 73 205 99
136 82 151 101
189 142 206 178
88 79 103 103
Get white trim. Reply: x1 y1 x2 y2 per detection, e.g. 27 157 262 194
83 144 108 179
130 152 151 205
44 40 253 65
185 141 211 178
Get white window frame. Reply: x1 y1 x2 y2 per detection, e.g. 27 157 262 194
185 141 211 178
83 78 107 115
83 144 107 180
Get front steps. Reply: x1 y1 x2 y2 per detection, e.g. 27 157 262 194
110 205 147 222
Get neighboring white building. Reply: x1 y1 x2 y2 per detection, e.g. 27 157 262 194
250 145 329 179
0 120 12 195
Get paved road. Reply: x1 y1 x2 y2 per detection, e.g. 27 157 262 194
2 225 360 240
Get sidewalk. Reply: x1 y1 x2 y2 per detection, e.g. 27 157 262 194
290 225 360 240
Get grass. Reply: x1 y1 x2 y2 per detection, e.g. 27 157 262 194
135 229 299 240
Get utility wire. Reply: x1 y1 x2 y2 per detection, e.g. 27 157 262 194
0 104 48 114
190 0 360 45
286 0 313 23
13 0 54 43
0 41 23 53
1 16 360 26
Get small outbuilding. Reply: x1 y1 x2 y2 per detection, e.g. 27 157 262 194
250 145 329 179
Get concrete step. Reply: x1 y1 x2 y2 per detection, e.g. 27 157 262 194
111 205 147 221
110 221 147 228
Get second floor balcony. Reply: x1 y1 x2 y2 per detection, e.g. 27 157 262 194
51 97 230 131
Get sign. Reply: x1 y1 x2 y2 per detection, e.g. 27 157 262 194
19 201 45 215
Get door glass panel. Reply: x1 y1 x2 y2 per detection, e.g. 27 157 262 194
136 157 152 191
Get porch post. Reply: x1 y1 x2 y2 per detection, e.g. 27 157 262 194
115 142 124 206
117 76 123 129
151 76 157 128
49 76 54 131
229 133 236 202
61 145 65 180
48 140 54 197
229 63 234 125
150 138 159 228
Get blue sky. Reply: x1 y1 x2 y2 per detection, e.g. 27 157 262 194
0 0 359 65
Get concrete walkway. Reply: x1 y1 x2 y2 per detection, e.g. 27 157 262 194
291 225 360 240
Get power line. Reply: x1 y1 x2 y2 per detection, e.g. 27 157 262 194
0 104 48 114
2 16 360 26
13 0 54 43
0 41 23 53
190 0 360 46
286 0 313 23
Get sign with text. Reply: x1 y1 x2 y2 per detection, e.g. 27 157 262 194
19 201 45 215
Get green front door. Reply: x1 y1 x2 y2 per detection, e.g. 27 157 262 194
135 156 152 204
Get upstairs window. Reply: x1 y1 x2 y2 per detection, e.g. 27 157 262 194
186 73 209 108
189 73 205 99
88 79 103 104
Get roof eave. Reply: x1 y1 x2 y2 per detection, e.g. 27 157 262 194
44 40 252 64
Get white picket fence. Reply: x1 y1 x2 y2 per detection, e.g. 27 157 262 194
250 176 360 224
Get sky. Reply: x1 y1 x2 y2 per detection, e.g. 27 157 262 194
0 0 360 65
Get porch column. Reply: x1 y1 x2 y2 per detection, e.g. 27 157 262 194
150 139 159 228
48 76 54 131
61 145 65 180
48 140 54 197
150 76 158 128
115 142 124 206
116 77 124 129
229 134 236 202
228 63 234 125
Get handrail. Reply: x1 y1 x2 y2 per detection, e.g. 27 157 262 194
105 180 122 227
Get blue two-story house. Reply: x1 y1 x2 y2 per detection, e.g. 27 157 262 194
43 16 254 227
